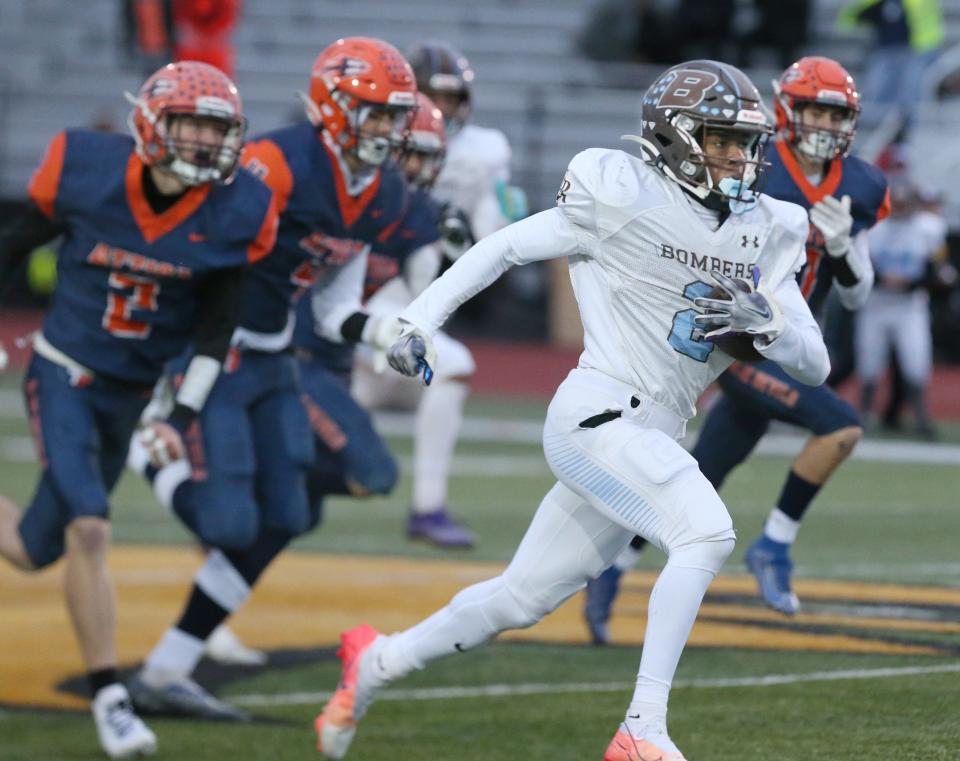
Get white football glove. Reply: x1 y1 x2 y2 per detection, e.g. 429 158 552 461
361 315 405 374
694 270 784 343
809 194 853 258
387 319 437 385
0 341 8 373
139 421 185 468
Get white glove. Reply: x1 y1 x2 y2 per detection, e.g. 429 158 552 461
0 341 8 372
361 315 405 374
694 270 785 343
387 319 437 384
809 194 853 257
361 314 404 351
139 421 185 468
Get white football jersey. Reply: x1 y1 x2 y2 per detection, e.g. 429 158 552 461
403 147 817 420
557 148 808 417
433 123 512 240
867 210 946 282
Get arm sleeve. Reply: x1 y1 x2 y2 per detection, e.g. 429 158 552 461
311 247 370 343
833 231 874 310
755 277 831 386
166 266 245 429
0 204 66 299
400 207 582 334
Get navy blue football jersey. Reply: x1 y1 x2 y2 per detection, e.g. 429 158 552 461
28 129 277 383
240 123 411 339
292 186 441 374
762 139 890 312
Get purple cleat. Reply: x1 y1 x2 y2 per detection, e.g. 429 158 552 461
407 508 475 548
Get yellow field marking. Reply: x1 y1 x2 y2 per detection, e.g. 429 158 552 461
0 546 952 710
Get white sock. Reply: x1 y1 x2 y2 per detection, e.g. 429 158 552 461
627 562 716 728
195 549 251 613
153 460 191 511
764 507 800 544
412 380 469 514
143 628 205 680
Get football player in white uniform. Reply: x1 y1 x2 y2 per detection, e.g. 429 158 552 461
314 60 830 761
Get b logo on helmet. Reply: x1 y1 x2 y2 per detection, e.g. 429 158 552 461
656 71 719 110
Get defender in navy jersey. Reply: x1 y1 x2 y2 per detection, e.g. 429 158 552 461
584 57 890 643
292 103 444 515
295 92 478 548
126 37 421 720
0 62 277 758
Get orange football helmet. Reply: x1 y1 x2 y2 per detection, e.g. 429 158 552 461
774 56 860 161
125 60 246 185
305 37 418 167
400 92 446 189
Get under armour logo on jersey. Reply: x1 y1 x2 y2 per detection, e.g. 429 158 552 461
741 234 759 248
556 178 571 204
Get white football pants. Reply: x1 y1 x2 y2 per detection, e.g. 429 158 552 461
375 369 735 726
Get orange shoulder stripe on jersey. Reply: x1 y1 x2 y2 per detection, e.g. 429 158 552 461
320 139 382 229
28 131 67 218
876 187 891 222
775 140 843 204
241 140 294 214
125 152 211 244
248 194 280 263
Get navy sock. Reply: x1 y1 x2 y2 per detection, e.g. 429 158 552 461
176 587 230 643
89 667 120 697
223 528 293 587
776 470 821 522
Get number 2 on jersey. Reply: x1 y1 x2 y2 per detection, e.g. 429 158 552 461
668 280 715 362
103 272 159 338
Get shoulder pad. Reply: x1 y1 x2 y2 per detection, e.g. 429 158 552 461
559 149 665 239
457 124 511 173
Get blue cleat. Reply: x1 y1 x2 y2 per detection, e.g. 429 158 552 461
744 535 800 615
583 565 625 645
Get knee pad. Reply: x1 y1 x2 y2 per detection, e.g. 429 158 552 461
667 534 736 576
350 452 398 496
186 482 260 551
449 575 543 637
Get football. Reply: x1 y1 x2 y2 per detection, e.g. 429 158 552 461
705 278 764 362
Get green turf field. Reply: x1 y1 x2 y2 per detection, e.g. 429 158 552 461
1 379 958 760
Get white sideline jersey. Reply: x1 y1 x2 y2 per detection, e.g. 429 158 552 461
433 123 512 240
403 148 827 419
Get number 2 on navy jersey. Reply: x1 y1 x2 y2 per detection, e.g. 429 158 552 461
103 272 159 338
668 280 715 362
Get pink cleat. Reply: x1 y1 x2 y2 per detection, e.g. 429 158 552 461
604 728 688 761
314 624 383 759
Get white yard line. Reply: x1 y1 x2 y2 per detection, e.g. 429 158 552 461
2 396 960 466
230 662 960 707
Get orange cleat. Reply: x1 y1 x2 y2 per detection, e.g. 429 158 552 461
315 624 382 759
604 729 688 761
